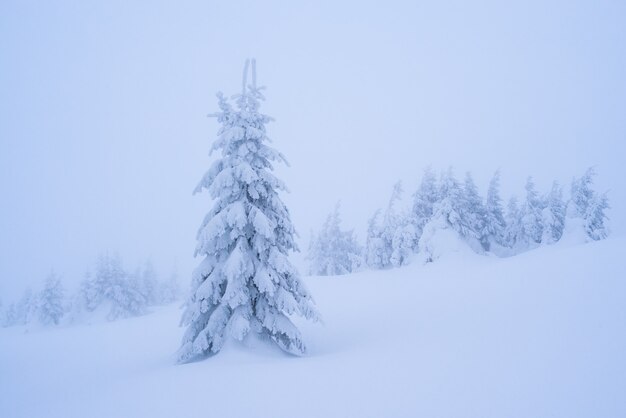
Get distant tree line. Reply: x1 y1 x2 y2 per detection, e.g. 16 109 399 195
308 167 609 275
0 254 181 328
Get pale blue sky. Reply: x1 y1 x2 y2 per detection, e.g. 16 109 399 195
1 0 625 295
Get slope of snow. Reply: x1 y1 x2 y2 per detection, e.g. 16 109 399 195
1 238 625 418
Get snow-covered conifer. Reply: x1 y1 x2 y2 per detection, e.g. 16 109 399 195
38 272 66 326
411 167 439 238
308 203 362 275
504 197 522 249
584 192 609 241
569 168 610 241
570 167 597 217
484 170 506 247
542 182 566 244
81 254 147 320
365 209 386 268
390 220 419 267
463 172 487 247
366 182 417 268
519 177 544 246
386 182 418 266
140 260 159 306
432 169 474 238
178 60 318 361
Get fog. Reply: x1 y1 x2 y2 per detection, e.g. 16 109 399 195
1 0 625 298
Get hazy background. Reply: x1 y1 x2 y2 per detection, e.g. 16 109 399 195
1 0 625 298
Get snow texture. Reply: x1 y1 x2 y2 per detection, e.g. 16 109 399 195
1 237 625 418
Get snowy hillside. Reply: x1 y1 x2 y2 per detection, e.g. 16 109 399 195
2 237 625 418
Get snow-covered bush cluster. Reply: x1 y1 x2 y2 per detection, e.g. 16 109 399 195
0 255 181 328
308 167 609 272
395 167 606 263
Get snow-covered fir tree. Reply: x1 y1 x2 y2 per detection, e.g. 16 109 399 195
38 272 66 326
80 254 147 320
388 182 418 266
504 196 522 249
178 60 319 361
463 172 487 248
483 170 507 247
411 167 439 239
570 167 597 217
569 168 610 241
542 182 566 244
365 182 417 268
519 177 544 246
584 192 609 241
432 169 475 239
390 219 419 267
308 203 362 276
365 209 386 268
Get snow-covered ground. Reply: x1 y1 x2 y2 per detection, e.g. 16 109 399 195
1 237 625 418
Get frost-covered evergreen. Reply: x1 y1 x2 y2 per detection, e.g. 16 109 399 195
463 172 487 247
484 170 507 247
432 169 475 239
38 272 66 325
570 168 597 217
542 182 566 244
584 192 609 241
411 167 439 239
504 197 522 249
308 203 362 276
388 183 418 266
390 219 419 267
519 177 544 246
365 182 417 268
178 60 319 361
569 168 610 241
365 209 386 268
80 254 147 320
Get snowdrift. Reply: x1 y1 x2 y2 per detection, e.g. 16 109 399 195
1 237 625 418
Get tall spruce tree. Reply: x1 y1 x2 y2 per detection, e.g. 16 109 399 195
178 60 319 361
584 193 609 240
365 209 386 268
411 167 439 239
434 169 473 238
570 167 596 217
38 272 66 326
542 182 566 244
365 181 416 268
463 172 487 247
484 170 506 247
504 197 522 249
519 177 544 245
569 167 610 241
307 203 363 276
